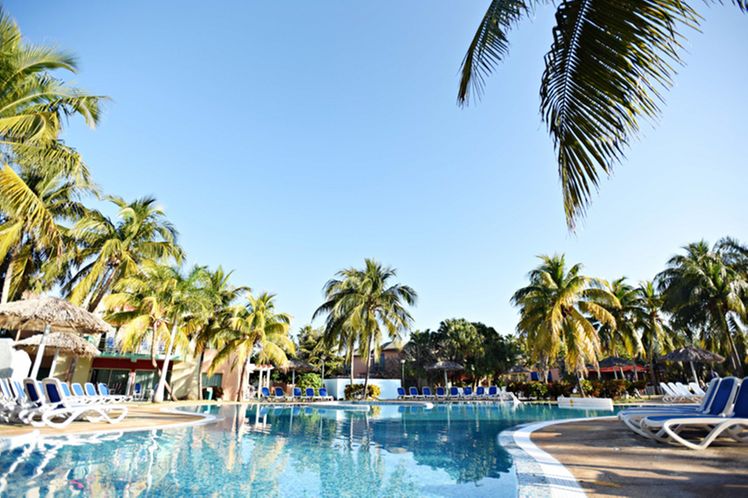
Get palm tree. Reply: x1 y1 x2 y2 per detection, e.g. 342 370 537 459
511 255 618 392
105 262 211 402
458 1 744 228
0 165 93 302
65 196 183 311
192 267 249 400
597 278 644 359
657 240 748 376
0 7 103 170
637 280 677 387
210 292 293 401
314 259 417 398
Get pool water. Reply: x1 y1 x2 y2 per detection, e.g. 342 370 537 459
0 403 614 497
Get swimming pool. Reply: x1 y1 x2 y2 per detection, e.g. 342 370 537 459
0 403 614 497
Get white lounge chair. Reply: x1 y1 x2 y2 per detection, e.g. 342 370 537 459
640 377 748 450
27 378 127 429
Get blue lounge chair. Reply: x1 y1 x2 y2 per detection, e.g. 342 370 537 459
449 386 460 398
291 387 302 401
435 387 446 400
476 386 486 398
422 386 433 398
260 387 271 400
488 385 499 398
97 383 131 403
640 377 748 449
273 387 287 401
317 388 333 401
463 386 474 399
639 377 741 443
397 387 407 399
408 386 419 399
305 387 315 401
620 378 721 436
26 378 127 429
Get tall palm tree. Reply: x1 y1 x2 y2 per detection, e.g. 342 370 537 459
64 196 183 311
105 262 211 402
192 267 249 400
597 278 644 359
0 165 93 302
511 254 618 391
0 7 104 170
314 259 417 398
637 280 676 387
458 1 744 228
657 240 748 376
210 292 293 401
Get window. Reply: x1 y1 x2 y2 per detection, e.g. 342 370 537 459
201 373 223 388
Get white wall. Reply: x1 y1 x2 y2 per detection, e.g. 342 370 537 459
324 378 402 400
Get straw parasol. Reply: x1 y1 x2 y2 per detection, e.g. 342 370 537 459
661 346 725 385
0 296 112 379
426 360 464 387
597 356 633 380
16 332 100 358
282 358 313 385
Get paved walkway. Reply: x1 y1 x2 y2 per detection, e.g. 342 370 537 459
532 418 748 497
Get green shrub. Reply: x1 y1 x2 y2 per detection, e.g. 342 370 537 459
527 381 549 399
344 383 381 400
602 379 629 399
297 373 323 390
547 381 573 399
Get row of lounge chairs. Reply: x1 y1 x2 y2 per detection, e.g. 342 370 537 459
259 387 334 402
397 385 514 401
0 377 128 429
660 381 705 403
619 377 748 450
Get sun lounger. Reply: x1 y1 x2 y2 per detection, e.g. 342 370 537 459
272 387 287 402
640 377 748 450
488 386 499 398
689 382 706 397
397 387 407 399
422 386 433 398
475 386 486 398
290 387 302 401
448 386 460 399
435 387 446 400
305 387 315 401
316 388 333 401
259 387 271 401
97 383 131 403
408 386 420 399
619 378 720 436
462 386 474 399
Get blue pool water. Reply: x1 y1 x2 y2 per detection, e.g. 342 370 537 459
0 403 615 497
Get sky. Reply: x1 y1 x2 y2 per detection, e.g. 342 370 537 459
7 1 747 337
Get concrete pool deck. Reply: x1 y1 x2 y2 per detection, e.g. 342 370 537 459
532 418 748 497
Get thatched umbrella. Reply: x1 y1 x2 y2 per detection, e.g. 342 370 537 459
0 296 112 379
16 332 100 380
426 360 464 387
282 358 313 385
598 356 633 380
661 346 725 385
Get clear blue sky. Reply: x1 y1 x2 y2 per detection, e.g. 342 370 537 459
8 1 747 336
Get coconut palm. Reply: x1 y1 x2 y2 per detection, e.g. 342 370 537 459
0 7 103 170
105 262 211 402
657 240 748 376
511 254 618 391
64 196 183 311
636 280 677 386
314 259 417 398
192 267 249 400
597 278 644 359
0 165 93 302
458 1 745 228
210 292 293 401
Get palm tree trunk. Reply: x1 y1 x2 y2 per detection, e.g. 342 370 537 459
577 373 586 398
362 332 373 400
1 250 17 304
196 349 206 400
153 321 179 403
87 264 119 312
722 320 744 377
236 358 248 402
348 341 355 386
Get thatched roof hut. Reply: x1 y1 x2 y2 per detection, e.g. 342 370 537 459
16 332 100 358
0 296 112 334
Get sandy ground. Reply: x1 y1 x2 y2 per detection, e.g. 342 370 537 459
532 418 748 497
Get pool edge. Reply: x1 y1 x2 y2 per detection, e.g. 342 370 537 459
501 415 617 498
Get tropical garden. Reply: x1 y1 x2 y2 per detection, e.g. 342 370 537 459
0 6 746 404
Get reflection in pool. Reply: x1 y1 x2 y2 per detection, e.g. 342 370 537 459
0 403 614 497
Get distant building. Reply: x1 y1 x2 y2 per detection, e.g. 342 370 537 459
351 340 405 379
